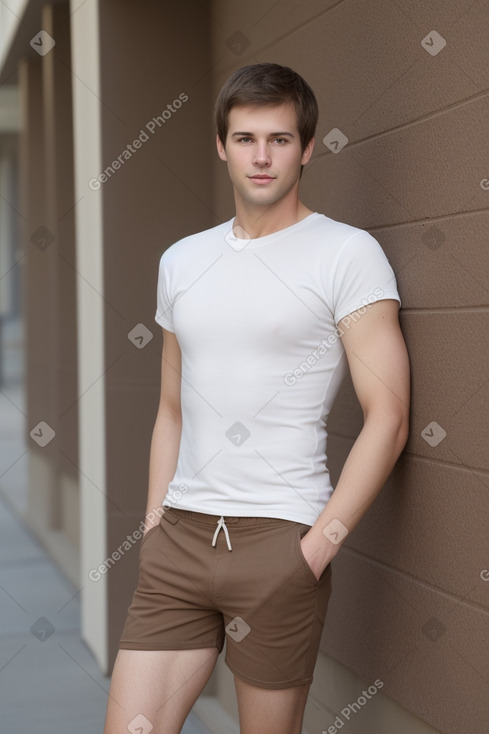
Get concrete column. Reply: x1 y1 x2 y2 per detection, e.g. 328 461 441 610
17 4 79 585
18 55 54 533
70 0 108 672
39 2 78 541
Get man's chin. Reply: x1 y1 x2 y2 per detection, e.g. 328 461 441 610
240 188 286 208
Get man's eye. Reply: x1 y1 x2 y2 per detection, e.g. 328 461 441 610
274 138 288 144
238 137 252 143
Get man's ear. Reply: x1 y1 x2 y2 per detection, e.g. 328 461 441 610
216 134 227 161
300 137 315 166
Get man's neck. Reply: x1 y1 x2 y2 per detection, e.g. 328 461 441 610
232 198 314 239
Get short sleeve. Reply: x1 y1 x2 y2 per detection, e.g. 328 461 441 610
155 250 176 332
332 230 401 325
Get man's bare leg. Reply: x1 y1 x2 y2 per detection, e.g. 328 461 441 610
103 647 220 734
235 675 310 734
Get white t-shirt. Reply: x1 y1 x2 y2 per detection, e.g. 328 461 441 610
155 212 400 525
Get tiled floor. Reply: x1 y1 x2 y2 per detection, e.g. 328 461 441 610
0 370 211 733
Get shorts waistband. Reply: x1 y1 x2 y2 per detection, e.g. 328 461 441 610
163 507 299 553
163 506 292 527
164 507 294 553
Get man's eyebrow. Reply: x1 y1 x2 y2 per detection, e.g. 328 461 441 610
230 131 295 137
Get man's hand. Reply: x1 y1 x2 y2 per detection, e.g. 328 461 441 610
300 529 335 580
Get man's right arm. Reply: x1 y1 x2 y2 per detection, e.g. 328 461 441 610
143 327 182 533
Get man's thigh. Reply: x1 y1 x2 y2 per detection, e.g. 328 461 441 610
234 674 310 734
103 647 219 734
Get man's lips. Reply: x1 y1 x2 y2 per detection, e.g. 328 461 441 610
248 174 276 183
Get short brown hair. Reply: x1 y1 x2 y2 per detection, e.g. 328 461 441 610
215 63 318 151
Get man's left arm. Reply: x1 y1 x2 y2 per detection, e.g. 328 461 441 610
301 299 411 580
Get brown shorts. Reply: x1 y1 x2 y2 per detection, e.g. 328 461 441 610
119 507 333 690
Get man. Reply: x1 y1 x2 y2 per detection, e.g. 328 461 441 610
103 63 410 734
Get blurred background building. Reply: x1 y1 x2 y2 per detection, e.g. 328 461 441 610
0 1 488 733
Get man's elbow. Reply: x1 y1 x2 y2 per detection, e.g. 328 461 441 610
365 403 410 456
389 406 410 456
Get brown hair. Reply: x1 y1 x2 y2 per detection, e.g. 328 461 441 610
215 63 318 151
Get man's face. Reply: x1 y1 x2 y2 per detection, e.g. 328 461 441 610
216 102 314 210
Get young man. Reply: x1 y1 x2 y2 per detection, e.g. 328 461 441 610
103 63 410 734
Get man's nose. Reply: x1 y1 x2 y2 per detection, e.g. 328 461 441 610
252 142 271 166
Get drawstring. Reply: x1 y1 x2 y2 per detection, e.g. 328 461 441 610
212 515 233 551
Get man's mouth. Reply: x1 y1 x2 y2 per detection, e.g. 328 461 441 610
249 174 276 183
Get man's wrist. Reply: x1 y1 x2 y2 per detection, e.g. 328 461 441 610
299 526 338 581
308 522 344 563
